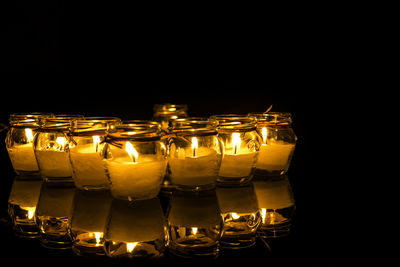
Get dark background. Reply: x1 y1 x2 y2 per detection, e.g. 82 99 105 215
0 2 357 266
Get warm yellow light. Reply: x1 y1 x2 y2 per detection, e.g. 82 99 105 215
261 208 266 224
231 212 240 220
171 115 178 119
232 133 241 154
125 141 138 163
191 227 198 235
25 128 34 142
27 208 35 220
262 127 267 144
56 136 66 147
126 242 138 253
92 136 100 152
94 232 102 246
191 137 198 157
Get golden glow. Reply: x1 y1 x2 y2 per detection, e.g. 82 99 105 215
262 127 267 144
191 137 198 157
126 242 138 253
56 136 66 147
92 135 100 152
25 128 34 142
191 227 198 235
168 107 176 112
125 141 138 163
231 212 240 220
171 115 178 119
94 232 102 246
27 208 35 220
261 208 266 224
232 133 241 154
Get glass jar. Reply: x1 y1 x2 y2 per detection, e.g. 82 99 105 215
152 103 188 131
68 117 121 191
103 120 167 201
209 114 262 186
34 115 83 183
248 112 297 176
167 118 223 191
167 190 223 258
5 112 53 177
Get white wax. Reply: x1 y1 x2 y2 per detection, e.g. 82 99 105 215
218 152 256 178
256 141 295 171
36 150 73 178
70 145 108 188
7 144 39 172
253 179 294 210
106 199 166 242
36 186 76 218
107 159 166 200
169 148 219 186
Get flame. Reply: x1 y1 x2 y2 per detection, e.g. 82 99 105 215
192 227 198 235
191 137 198 157
232 133 241 154
231 212 240 220
25 128 34 142
27 208 35 220
125 141 138 163
56 136 66 148
92 135 100 152
261 208 266 224
126 242 138 253
261 127 267 144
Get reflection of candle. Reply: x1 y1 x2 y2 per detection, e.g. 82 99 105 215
69 137 109 190
256 140 295 172
107 142 166 200
169 145 219 186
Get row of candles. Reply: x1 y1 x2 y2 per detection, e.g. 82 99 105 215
4 104 297 201
8 175 295 258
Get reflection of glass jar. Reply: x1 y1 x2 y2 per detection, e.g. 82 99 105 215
167 190 223 258
5 113 53 176
34 115 83 183
35 182 76 249
167 118 223 191
248 112 297 176
8 177 42 238
152 103 188 131
216 183 262 249
103 121 167 201
70 190 112 256
104 198 168 258
209 114 261 186
68 117 121 190
253 175 296 238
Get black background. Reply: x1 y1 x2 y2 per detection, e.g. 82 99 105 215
0 2 358 266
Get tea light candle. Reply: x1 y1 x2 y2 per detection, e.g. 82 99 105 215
169 138 219 187
218 133 257 178
70 137 109 189
107 142 166 201
256 140 295 172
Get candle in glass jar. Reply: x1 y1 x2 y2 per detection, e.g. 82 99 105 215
36 150 73 178
218 133 257 178
169 138 220 187
69 136 109 189
107 142 166 201
7 128 39 172
256 140 295 172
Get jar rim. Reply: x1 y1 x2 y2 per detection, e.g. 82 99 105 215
109 120 162 140
209 114 256 131
248 112 292 125
169 117 218 134
71 117 121 134
9 112 54 127
153 103 188 114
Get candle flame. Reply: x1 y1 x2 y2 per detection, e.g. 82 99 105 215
94 232 102 246
25 128 34 143
192 227 198 235
231 212 240 220
27 208 35 220
191 137 198 157
56 136 66 148
126 242 138 253
232 133 241 155
125 141 138 163
92 135 100 152
262 127 267 144
261 208 266 224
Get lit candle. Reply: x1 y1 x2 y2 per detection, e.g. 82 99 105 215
256 127 295 173
7 128 39 172
168 140 220 188
69 136 109 190
106 141 167 201
218 132 257 178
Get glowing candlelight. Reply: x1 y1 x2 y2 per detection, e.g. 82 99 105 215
125 141 138 163
191 137 198 157
261 127 267 144
126 242 138 253
92 136 100 152
232 133 241 155
25 128 34 142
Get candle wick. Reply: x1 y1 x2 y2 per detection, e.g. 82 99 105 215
193 147 196 157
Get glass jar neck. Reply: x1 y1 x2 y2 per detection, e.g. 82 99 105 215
71 117 121 136
209 114 256 132
249 112 292 127
9 113 54 128
38 115 84 132
108 120 162 141
153 104 188 116
169 117 218 135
